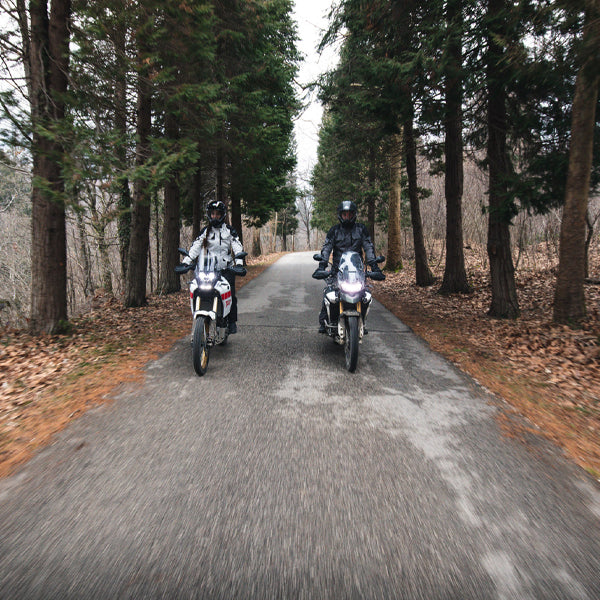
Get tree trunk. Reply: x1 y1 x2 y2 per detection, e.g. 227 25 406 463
230 178 243 243
76 208 93 297
192 160 202 239
386 134 403 271
113 18 131 282
117 178 132 280
124 39 152 308
158 114 181 294
367 149 376 241
440 0 470 294
404 118 434 287
486 0 519 318
89 191 113 295
584 210 597 279
98 224 113 294
554 1 600 323
216 144 226 206
252 227 262 256
271 212 278 253
28 0 72 334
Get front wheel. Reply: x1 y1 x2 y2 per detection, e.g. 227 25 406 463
192 316 210 376
344 316 359 372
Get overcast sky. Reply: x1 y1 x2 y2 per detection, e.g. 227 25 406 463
292 0 339 183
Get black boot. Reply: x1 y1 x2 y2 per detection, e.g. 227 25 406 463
228 322 237 334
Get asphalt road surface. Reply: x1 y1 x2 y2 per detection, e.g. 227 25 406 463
1 252 599 599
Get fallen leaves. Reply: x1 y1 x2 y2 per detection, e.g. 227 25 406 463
0 254 281 478
374 246 599 479
0 249 598 479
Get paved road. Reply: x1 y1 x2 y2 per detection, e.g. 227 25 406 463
1 252 599 599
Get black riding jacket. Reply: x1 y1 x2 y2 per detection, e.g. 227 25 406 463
320 222 376 271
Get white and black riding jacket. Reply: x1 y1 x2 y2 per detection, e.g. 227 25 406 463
183 224 244 271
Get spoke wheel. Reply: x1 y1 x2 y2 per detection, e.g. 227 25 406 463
344 316 359 372
192 316 210 376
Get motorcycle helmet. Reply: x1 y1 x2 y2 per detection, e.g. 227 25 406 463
337 200 357 227
206 200 226 227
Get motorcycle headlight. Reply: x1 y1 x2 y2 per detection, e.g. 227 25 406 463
198 272 216 289
339 281 363 293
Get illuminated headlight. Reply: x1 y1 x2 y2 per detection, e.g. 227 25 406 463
199 273 216 290
340 281 363 293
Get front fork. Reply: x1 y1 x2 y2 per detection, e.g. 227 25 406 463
191 296 219 344
336 302 364 344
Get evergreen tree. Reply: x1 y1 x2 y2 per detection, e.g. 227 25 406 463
440 0 471 294
124 2 155 308
154 1 217 294
22 0 72 333
554 0 600 323
315 0 439 276
485 0 520 318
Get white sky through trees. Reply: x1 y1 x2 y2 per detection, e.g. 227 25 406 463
292 0 339 182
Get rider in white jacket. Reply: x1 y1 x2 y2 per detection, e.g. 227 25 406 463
182 200 245 333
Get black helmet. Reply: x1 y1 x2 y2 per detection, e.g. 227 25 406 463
337 200 357 227
206 200 226 227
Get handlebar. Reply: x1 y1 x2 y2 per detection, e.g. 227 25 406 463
175 262 247 277
312 268 385 281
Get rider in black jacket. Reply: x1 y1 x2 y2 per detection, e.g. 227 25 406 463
315 200 382 333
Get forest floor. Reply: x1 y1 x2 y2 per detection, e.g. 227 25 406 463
0 249 599 482
376 246 600 481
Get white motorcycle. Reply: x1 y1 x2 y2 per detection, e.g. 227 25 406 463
175 248 247 376
313 251 385 372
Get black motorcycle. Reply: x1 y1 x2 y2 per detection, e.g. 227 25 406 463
312 252 385 372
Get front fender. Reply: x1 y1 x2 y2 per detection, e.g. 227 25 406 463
194 310 216 321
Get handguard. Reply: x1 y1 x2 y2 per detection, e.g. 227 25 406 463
312 269 330 280
229 265 247 277
367 270 385 281
175 263 193 274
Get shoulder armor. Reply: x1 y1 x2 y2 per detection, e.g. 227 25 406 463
226 224 240 238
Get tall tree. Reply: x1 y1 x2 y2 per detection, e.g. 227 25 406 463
154 1 217 294
220 0 300 238
404 117 434 286
387 135 403 271
485 0 519 318
554 0 600 323
316 0 441 272
27 0 73 333
124 5 154 307
158 110 181 294
112 11 133 282
440 0 470 294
